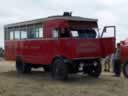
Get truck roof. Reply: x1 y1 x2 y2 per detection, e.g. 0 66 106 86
5 15 98 28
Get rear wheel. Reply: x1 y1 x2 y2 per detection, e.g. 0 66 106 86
51 58 68 80
23 63 32 73
123 62 128 78
16 56 32 74
43 65 50 72
88 60 102 78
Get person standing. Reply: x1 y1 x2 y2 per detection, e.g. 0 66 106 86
114 43 121 77
104 55 111 72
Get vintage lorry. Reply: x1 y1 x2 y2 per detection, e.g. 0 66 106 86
4 12 116 80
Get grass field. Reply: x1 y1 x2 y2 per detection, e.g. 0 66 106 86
0 59 127 96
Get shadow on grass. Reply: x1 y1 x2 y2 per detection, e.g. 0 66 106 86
0 70 114 85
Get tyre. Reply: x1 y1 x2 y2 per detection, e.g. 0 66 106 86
123 62 128 78
83 64 90 74
50 58 68 80
43 65 50 72
88 60 102 78
16 56 31 74
23 63 32 73
16 56 24 73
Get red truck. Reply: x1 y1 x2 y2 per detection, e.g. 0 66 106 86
119 40 128 78
4 12 116 80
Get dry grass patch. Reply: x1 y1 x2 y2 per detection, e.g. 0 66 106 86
0 60 127 96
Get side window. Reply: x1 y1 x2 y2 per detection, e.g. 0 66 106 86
60 28 70 38
39 27 43 38
14 31 20 40
21 31 27 39
6 24 43 40
10 31 14 40
5 28 10 40
52 29 59 38
29 26 35 39
29 25 43 39
33 26 39 39
71 31 79 37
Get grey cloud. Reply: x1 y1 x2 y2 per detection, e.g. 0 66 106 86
0 0 128 48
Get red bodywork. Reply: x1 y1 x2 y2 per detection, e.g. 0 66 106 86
4 19 115 65
120 40 128 64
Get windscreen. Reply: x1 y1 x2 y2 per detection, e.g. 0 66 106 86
68 21 98 39
71 29 97 39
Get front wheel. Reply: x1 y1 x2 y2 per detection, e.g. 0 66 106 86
50 58 68 80
88 60 102 78
123 62 128 78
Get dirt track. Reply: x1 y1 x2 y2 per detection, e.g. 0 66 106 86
0 59 127 96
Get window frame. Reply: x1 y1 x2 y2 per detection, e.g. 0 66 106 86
6 23 44 40
10 28 14 40
52 28 59 38
14 27 21 40
5 28 10 40
28 24 43 39
38 27 43 38
20 26 28 40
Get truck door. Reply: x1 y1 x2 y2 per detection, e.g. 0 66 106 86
101 26 116 57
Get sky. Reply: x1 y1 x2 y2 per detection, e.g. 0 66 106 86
0 0 128 48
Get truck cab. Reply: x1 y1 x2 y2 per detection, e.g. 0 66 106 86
43 13 116 80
